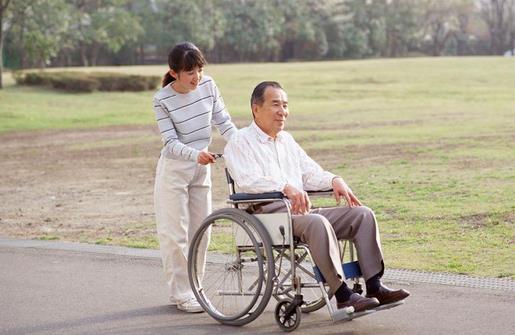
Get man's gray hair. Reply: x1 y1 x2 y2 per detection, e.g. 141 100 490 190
250 81 283 107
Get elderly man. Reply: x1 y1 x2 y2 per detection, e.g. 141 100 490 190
224 81 409 312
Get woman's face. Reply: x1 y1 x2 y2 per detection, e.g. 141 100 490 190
170 66 203 93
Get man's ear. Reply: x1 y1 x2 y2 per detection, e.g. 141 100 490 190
251 103 259 119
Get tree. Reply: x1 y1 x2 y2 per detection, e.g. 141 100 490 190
507 0 515 54
215 0 283 62
8 0 70 68
337 0 420 58
421 1 459 56
339 0 375 58
272 0 332 61
454 0 476 55
479 0 514 54
380 0 421 57
69 0 143 66
0 0 11 88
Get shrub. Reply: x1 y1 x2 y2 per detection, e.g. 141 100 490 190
49 74 100 93
95 73 160 91
15 71 159 93
93 73 125 91
16 72 52 86
143 76 160 90
121 75 149 91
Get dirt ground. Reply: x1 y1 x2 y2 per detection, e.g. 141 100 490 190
0 122 482 246
0 125 233 244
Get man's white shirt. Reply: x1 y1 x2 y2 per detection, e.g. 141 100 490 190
224 121 337 194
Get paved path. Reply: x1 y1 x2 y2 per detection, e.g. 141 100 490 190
1 239 514 335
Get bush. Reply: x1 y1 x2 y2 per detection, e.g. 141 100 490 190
49 74 100 93
143 75 160 90
93 73 126 91
94 73 160 91
15 71 159 93
15 72 52 86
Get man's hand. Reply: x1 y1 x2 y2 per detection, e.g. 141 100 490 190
282 184 311 215
332 177 362 207
197 152 216 165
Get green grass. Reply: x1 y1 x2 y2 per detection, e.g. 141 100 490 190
94 235 159 249
2 57 514 278
37 235 60 241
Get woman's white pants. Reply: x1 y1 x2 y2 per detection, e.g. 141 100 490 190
154 155 211 303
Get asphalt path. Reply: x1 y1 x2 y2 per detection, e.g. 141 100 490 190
1 242 514 335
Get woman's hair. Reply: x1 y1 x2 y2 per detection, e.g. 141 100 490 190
162 42 207 87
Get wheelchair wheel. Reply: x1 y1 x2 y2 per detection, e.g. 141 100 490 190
275 299 301 332
188 208 274 326
272 248 331 313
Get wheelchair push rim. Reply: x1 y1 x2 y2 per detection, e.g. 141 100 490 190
188 208 275 326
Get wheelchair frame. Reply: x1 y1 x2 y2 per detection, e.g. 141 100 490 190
187 168 401 332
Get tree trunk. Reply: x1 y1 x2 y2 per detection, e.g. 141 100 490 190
0 0 9 89
80 45 89 67
90 44 100 67
0 11 4 89
19 12 26 68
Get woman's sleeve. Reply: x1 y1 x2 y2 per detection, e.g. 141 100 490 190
153 97 200 162
210 82 237 141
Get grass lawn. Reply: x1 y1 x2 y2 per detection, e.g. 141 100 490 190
1 57 514 278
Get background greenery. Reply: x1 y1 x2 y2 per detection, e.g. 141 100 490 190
2 0 515 70
1 57 514 278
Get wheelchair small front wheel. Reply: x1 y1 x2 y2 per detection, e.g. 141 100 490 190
275 299 301 332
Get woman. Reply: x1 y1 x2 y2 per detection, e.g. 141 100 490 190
153 42 236 313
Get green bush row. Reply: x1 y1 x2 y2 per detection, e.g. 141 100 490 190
14 71 160 93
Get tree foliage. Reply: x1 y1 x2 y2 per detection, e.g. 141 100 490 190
1 0 514 73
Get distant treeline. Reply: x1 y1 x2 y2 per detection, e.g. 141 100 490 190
2 0 515 69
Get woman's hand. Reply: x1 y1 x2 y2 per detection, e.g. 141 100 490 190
197 152 216 165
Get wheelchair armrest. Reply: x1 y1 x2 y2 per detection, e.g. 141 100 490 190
229 192 284 201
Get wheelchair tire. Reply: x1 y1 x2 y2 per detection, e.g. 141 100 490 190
275 299 301 332
188 208 274 326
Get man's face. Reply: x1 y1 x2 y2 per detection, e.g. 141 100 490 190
253 87 289 138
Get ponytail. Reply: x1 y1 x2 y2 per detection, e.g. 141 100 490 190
162 71 174 87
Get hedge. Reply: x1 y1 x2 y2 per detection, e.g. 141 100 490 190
49 75 100 93
14 71 160 93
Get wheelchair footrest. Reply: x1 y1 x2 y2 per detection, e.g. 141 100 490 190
331 308 375 322
375 300 404 311
313 261 363 283
331 300 405 322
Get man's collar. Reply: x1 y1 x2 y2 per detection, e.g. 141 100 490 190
250 121 283 143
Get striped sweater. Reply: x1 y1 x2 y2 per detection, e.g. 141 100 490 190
153 75 236 162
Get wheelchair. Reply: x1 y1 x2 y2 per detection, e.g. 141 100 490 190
187 168 403 332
